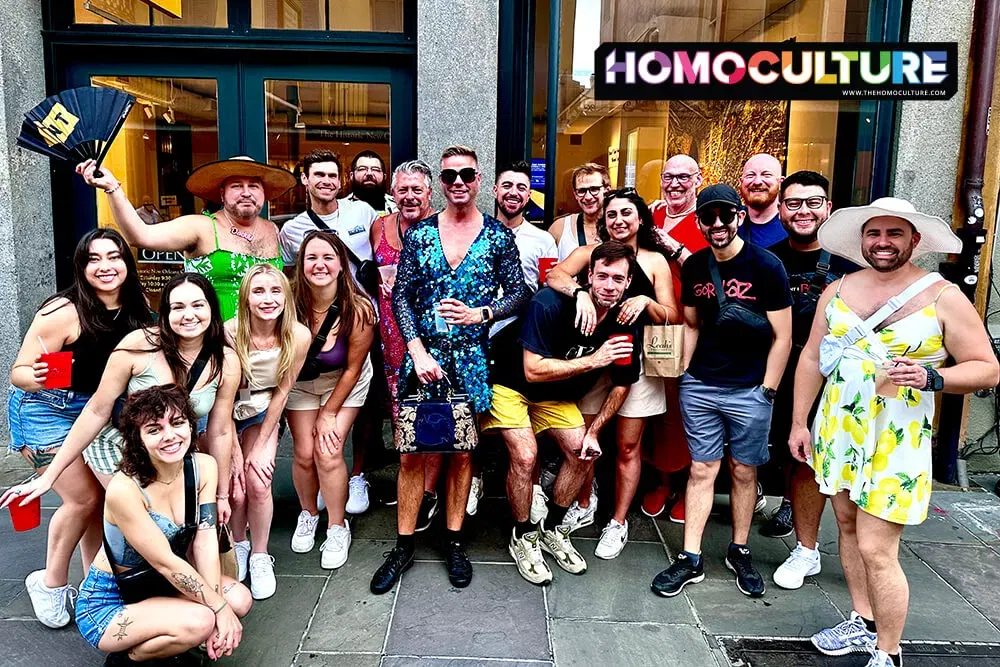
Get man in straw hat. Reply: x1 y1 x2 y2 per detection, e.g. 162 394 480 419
789 197 998 667
77 155 296 320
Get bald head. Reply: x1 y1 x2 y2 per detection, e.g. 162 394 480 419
660 154 702 209
739 153 782 212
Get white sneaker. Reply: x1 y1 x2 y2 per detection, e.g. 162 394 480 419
594 519 629 560
234 540 251 582
25 570 71 628
755 482 767 514
562 494 597 533
317 492 326 512
466 475 484 516
320 520 352 570
773 542 822 590
529 484 549 524
291 510 320 553
540 523 587 574
248 553 276 600
346 474 370 515
509 529 552 585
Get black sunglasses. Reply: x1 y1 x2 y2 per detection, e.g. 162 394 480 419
697 208 738 227
603 187 637 202
440 167 478 185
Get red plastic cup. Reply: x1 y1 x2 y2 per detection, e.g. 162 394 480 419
611 334 634 365
8 495 41 532
41 351 73 389
538 257 558 285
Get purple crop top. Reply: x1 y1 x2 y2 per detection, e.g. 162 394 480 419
313 334 348 373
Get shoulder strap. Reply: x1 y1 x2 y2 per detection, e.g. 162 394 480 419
186 345 213 395
307 306 340 359
707 254 728 307
206 213 221 251
809 250 832 295
131 477 152 507
575 214 587 247
183 453 196 527
862 272 942 330
306 209 365 269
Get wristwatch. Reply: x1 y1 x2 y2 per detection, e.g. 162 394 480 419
479 306 492 323
923 367 944 392
760 385 777 402
573 286 589 299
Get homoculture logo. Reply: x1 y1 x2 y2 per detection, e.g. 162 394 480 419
594 42 958 101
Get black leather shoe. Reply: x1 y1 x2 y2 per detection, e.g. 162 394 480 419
370 546 414 595
446 541 473 588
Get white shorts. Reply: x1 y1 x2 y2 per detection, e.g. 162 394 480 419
579 364 666 419
286 356 373 411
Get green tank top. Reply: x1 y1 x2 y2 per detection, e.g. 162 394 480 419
183 213 283 320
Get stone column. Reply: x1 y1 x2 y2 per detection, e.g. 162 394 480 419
416 0 500 210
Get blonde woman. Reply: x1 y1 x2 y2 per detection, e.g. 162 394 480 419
225 264 311 600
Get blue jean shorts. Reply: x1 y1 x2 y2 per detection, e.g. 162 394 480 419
235 410 267 435
76 566 126 649
678 373 773 466
7 386 91 455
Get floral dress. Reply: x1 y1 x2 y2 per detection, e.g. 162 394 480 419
811 280 953 525
374 214 406 417
392 213 530 413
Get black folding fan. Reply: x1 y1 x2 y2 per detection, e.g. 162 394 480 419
17 86 135 177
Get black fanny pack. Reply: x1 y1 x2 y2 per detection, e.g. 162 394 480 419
792 250 832 321
306 209 380 296
709 255 773 339
297 304 341 382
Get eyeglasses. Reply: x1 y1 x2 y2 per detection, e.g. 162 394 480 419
781 196 827 211
574 185 605 198
354 166 383 175
697 209 738 227
440 167 478 185
661 172 698 184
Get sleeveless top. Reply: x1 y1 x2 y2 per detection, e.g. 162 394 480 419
626 261 657 300
373 215 406 412
557 213 588 261
64 306 137 395
183 213 283 321
314 334 348 373
233 347 280 420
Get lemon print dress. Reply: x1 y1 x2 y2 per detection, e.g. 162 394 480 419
811 278 953 525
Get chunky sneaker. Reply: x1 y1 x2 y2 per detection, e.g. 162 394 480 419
415 492 439 532
865 649 896 667
755 483 767 514
317 492 326 512
761 497 794 538
291 510 320 553
641 485 671 518
466 476 484 516
810 611 878 656
773 542 822 590
346 474 370 515
320 521 352 570
669 496 686 524
248 553 276 600
726 544 765 597
540 523 587 574
370 546 414 594
562 495 597 533
234 540 251 582
529 484 549 524
446 541 473 588
594 519 629 560
509 529 552 585
651 552 705 597
25 570 72 628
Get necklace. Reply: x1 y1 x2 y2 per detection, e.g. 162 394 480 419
222 210 259 243
156 466 183 485
664 204 696 218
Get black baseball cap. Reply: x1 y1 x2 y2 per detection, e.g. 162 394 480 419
696 183 742 212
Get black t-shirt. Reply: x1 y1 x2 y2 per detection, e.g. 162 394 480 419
681 243 792 388
489 287 641 403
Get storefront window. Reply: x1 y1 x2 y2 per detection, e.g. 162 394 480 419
264 79 391 220
539 0 873 219
250 0 404 32
91 75 219 308
75 1 228 27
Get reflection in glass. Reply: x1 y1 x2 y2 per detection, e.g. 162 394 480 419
90 76 219 308
265 80 391 220
75 0 228 27
251 0 403 31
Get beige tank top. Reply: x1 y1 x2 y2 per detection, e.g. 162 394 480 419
233 348 280 421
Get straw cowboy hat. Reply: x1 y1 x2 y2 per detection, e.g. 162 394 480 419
818 196 962 267
186 155 296 202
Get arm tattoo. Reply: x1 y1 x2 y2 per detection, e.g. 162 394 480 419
172 572 207 603
198 502 218 530
113 612 132 641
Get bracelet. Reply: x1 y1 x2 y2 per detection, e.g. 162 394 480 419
104 182 122 196
213 600 228 615
216 495 229 501
668 244 686 262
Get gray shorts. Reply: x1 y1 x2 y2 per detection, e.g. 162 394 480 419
678 373 772 466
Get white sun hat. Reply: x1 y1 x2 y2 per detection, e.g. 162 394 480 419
817 197 962 267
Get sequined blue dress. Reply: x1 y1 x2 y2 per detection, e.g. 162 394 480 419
392 213 530 413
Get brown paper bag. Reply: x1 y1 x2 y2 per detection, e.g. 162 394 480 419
643 325 685 378
218 523 239 581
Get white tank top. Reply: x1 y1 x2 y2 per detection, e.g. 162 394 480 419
557 214 586 261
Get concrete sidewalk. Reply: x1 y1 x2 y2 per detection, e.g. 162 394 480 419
2 459 1000 666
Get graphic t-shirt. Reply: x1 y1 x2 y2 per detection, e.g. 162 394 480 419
652 208 710 298
737 212 787 249
681 243 792 387
490 287 641 403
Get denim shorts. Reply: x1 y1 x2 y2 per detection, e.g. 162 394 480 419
7 386 91 455
678 373 773 466
235 410 267 435
76 566 126 649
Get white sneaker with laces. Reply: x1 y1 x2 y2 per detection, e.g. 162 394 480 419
291 510 320 553
773 542 822 590
320 520 352 570
529 484 548 524
346 474 370 514
811 611 878 656
509 529 552 585
248 553 276 600
562 494 597 533
466 475 484 516
25 570 71 628
594 519 629 560
234 540 251 582
540 523 587 574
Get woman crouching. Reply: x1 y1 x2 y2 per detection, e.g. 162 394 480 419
75 384 251 663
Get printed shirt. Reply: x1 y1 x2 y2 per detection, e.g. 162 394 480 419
278 198 379 272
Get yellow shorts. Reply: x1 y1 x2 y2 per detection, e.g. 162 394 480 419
479 385 584 434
